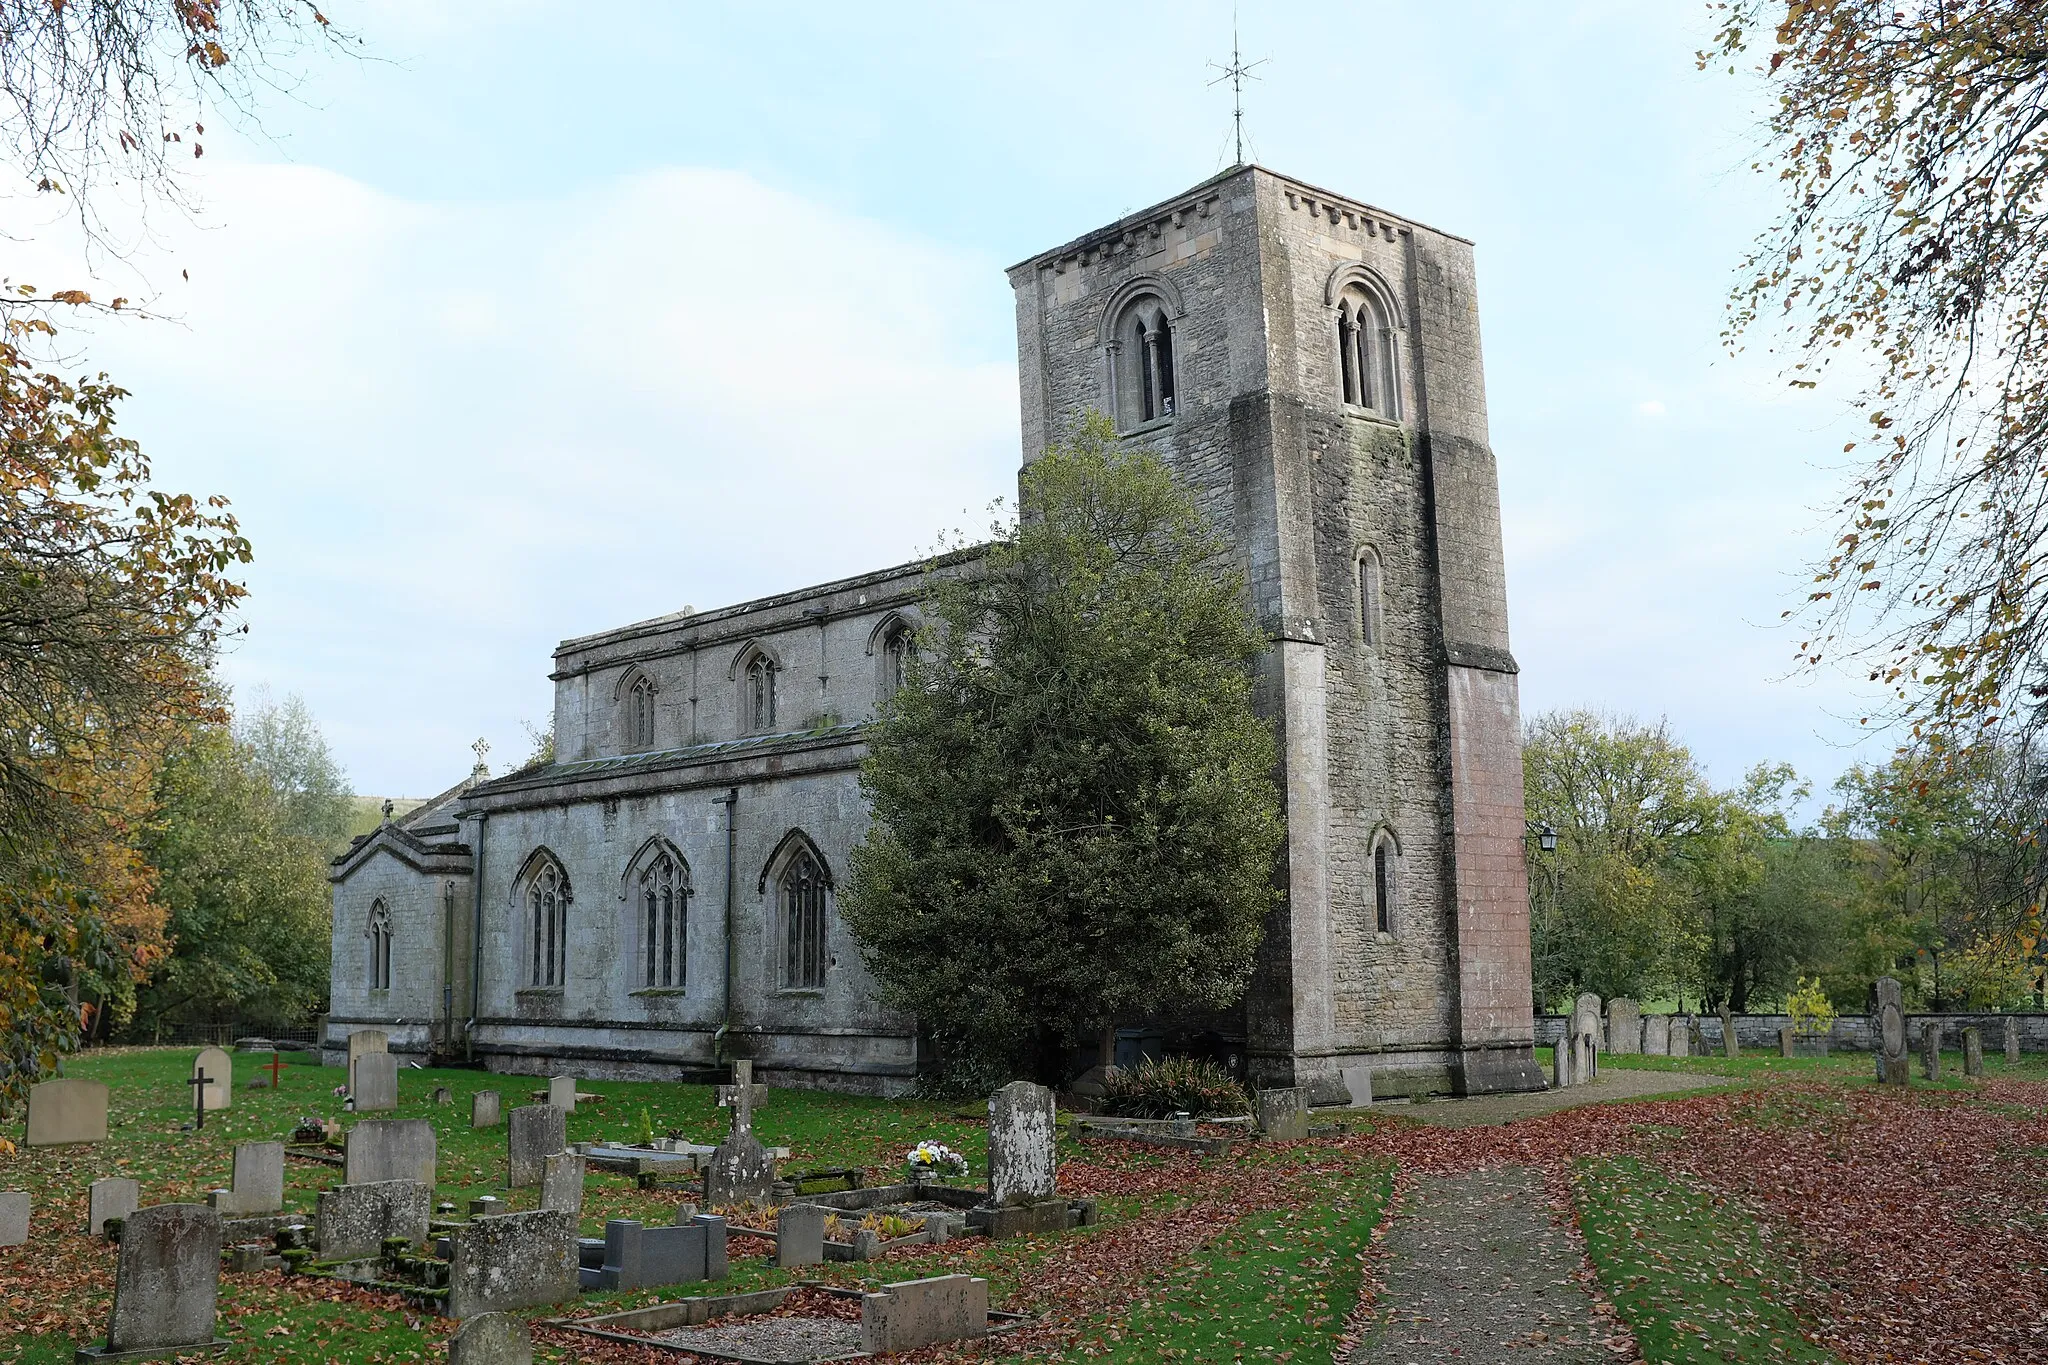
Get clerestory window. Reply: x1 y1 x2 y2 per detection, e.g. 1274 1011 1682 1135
879 619 912 703
626 673 656 751
746 654 777 734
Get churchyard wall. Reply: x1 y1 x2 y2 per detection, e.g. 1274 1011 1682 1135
1533 1011 2048 1052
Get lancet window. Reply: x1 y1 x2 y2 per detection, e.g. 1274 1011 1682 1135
638 849 687 988
524 854 569 988
367 899 393 991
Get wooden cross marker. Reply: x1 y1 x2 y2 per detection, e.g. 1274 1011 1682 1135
715 1059 768 1137
262 1051 287 1089
186 1069 211 1130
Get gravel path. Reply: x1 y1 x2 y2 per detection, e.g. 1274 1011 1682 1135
1352 1164 1620 1363
653 1315 863 1361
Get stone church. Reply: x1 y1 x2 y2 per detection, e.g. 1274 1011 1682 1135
322 163 1545 1097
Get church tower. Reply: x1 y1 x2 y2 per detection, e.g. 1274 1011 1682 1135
1008 165 1544 1095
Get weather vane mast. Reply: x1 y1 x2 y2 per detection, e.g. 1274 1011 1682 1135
1207 17 1268 167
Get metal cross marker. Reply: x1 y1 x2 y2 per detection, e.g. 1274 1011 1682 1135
715 1059 768 1137
186 1069 210 1130
262 1051 287 1088
1208 14 1269 168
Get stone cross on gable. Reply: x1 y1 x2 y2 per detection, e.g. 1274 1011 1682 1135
715 1060 768 1137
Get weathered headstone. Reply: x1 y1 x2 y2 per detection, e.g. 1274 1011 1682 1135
2008 1019 2024 1064
345 1118 437 1186
89 1177 139 1236
1338 1065 1374 1106
192 1047 233 1111
446 1208 579 1318
1605 999 1642 1054
507 1104 566 1188
987 1081 1056 1206
1920 1020 1942 1081
77 1204 225 1360
449 1311 533 1365
594 1215 727 1290
1779 1025 1795 1058
1669 1016 1692 1058
859 1273 990 1354
540 1151 585 1216
351 1050 399 1113
1963 1026 1985 1077
347 1028 388 1070
316 1180 431 1260
25 1077 109 1146
1687 1015 1706 1056
1874 977 1910 1085
1642 1015 1671 1056
0 1191 26 1246
1573 993 1602 1079
704 1129 775 1206
433 1086 453 1106
546 1075 578 1114
468 1195 507 1217
1552 1035 1576 1088
1719 1004 1740 1059
1255 1087 1308 1141
715 1059 768 1130
209 1141 284 1216
776 1203 827 1268
472 1089 502 1128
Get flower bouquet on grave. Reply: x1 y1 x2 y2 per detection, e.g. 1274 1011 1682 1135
903 1140 968 1187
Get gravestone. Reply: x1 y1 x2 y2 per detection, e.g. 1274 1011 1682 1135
1687 1015 1706 1056
1552 1034 1576 1088
507 1104 566 1189
1572 993 1602 1079
859 1273 990 1354
704 1068 775 1206
25 1077 109 1146
347 1029 388 1070
209 1141 284 1216
77 1204 225 1360
547 1075 578 1114
433 1086 452 1106
1719 1004 1740 1059
1779 1025 1795 1058
345 1119 436 1186
1874 977 1910 1085
472 1090 502 1128
715 1059 769 1126
1920 1020 1942 1081
0 1191 26 1246
89 1177 139 1236
450 1312 533 1365
351 1051 399 1113
468 1196 506 1217
1642 1015 1671 1056
1338 1065 1374 1106
1256 1087 1308 1141
316 1180 431 1260
2008 1019 2024 1064
1605 999 1642 1054
1669 1016 1691 1058
446 1208 579 1319
987 1081 1056 1206
776 1203 827 1268
1963 1026 1985 1077
192 1047 233 1112
594 1215 727 1290
540 1152 585 1216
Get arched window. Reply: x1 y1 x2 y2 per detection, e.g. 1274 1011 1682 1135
1372 832 1400 935
1358 547 1384 650
1336 284 1401 418
520 853 570 988
879 619 912 703
637 848 687 988
746 654 777 734
761 833 832 991
625 673 656 751
1111 296 1178 430
367 900 393 991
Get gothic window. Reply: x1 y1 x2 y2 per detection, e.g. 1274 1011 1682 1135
637 849 687 988
766 838 830 990
746 654 777 734
521 853 570 988
1372 832 1399 935
878 618 912 703
1358 547 1384 650
1337 286 1401 418
1111 296 1178 430
625 673 656 751
367 899 393 991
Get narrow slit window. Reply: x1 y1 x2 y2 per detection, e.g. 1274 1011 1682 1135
367 900 393 991
1359 549 1383 650
1374 841 1394 934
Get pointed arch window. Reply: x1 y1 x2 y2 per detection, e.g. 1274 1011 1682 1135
626 673 657 751
521 854 570 988
746 654 777 734
1110 295 1179 430
367 899 393 991
781 847 828 989
879 619 912 703
1358 547 1384 651
1372 832 1400 936
1336 285 1401 418
638 849 687 988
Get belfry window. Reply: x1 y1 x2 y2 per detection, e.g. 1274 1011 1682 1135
367 899 393 991
639 850 686 988
1337 287 1400 418
525 855 569 988
746 654 777 734
1111 297 1178 430
626 673 656 750
781 848 827 989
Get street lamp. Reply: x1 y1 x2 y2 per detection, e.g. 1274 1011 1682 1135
1537 823 1557 853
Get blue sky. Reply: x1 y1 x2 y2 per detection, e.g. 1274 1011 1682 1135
20 0 1891 805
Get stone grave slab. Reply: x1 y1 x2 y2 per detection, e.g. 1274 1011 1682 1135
776 1203 827 1268
89 1177 139 1237
25 1077 108 1147
447 1208 579 1319
1256 1087 1307 1141
79 1203 226 1359
209 1141 284 1216
1339 1065 1374 1106
540 1152 585 1216
860 1273 989 1354
1964 1026 1985 1076
705 1131 775 1207
1874 977 1909 1084
450 1311 532 1365
1719 1005 1740 1058
507 1104 566 1188
345 1119 436 1187
472 1090 502 1128
191 1047 232 1112
350 1051 399 1113
593 1216 728 1291
988 1081 1056 1206
1669 1017 1692 1057
1642 1015 1671 1056
316 1180 431 1260
1552 1034 1576 1088
1779 1025 1795 1058
2009 1019 2025 1064
1605 999 1642 1054
347 1029 388 1069
1920 1021 1943 1081
0 1191 26 1246
547 1075 577 1114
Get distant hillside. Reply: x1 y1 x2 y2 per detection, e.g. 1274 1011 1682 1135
346 795 427 842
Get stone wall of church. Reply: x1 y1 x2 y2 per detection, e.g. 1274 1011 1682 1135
326 849 472 1056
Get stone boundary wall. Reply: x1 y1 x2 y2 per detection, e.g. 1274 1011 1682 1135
1535 1012 2048 1053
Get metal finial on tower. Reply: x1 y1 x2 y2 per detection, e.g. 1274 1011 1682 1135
1207 15 1268 168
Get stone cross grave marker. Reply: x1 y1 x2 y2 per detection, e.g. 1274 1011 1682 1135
860 1273 990 1354
345 1119 436 1186
89 1177 138 1237
1874 976 1910 1085
1920 1020 1942 1081
1606 999 1642 1054
776 1203 828 1268
540 1152 585 1216
347 1029 388 1070
0 1191 26 1246
315 1180 430 1260
546 1075 578 1115
2008 1019 2025 1065
446 1208 580 1319
1963 1026 1985 1077
472 1089 502 1128
715 1060 768 1135
988 1081 1056 1206
351 1051 399 1113
508 1104 566 1188
209 1141 284 1216
450 1311 533 1365
25 1077 108 1147
76 1204 226 1360
192 1047 232 1112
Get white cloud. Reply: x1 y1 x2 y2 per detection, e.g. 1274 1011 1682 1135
1635 398 1667 417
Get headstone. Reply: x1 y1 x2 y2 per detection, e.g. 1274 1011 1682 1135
345 1118 437 1186
433 1086 453 1106
316 1180 432 1260
1255 1087 1308 1141
347 1029 389 1070
89 1177 139 1237
225 1243 267 1274
776 1203 827 1268
1338 1065 1374 1106
547 1075 578 1114
1572 993 1603 1078
24 1077 109 1146
1874 977 1910 1085
1552 1035 1576 1088
1963 1026 1984 1077
540 1152 585 1216
1719 1004 1739 1059
2008 1018 2024 1064
715 1059 768 1132
704 1129 776 1207
507 1104 566 1188
1920 1020 1942 1081
987 1081 1056 1206
1670 1016 1692 1057
0 1191 26 1245
1605 999 1642 1054
209 1141 284 1216
859 1274 990 1354
472 1090 502 1128
192 1047 233 1111
468 1196 506 1217
446 1208 579 1318
594 1216 727 1290
351 1051 399 1113
1687 1015 1706 1056
82 1204 225 1358
1642 1015 1671 1056
1779 1025 1795 1058
450 1311 534 1365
